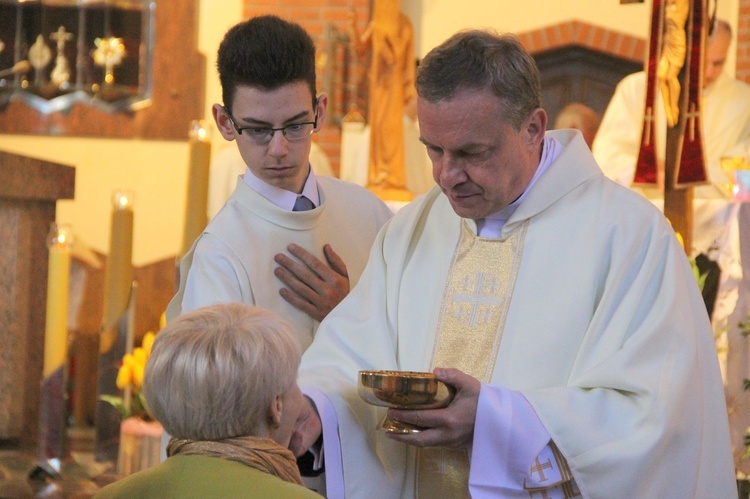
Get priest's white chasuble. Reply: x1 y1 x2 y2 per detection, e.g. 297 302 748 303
299 130 736 498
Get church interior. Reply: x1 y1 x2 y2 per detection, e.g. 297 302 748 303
1 0 749 495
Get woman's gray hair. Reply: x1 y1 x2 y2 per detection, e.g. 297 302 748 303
416 29 541 131
143 303 301 441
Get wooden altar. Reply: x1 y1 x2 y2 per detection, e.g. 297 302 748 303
0 151 74 447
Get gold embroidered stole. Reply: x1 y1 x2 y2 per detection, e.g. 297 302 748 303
416 220 529 498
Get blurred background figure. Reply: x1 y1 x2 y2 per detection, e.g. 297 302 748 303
592 19 750 197
553 102 600 148
94 303 318 498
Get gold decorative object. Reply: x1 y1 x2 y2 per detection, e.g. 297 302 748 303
28 34 52 86
358 370 454 434
93 36 126 85
50 26 73 89
720 156 750 198
1 2 157 115
657 0 689 127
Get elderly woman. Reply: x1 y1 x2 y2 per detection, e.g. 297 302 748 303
95 303 318 498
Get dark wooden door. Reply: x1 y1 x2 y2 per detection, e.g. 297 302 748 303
534 46 643 129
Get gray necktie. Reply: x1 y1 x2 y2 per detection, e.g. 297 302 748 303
293 195 315 211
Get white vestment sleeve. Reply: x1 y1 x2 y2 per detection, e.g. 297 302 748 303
469 384 552 497
591 73 647 186
303 386 345 499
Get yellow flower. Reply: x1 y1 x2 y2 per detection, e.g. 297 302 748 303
133 346 147 366
102 312 165 421
159 312 167 330
122 352 135 368
116 363 132 390
132 363 145 389
675 231 685 249
142 331 156 356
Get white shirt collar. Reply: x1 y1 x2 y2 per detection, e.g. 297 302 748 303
242 164 320 211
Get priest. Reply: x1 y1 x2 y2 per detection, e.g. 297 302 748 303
291 28 736 498
593 19 750 198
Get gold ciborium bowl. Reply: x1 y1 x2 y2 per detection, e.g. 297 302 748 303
358 370 455 434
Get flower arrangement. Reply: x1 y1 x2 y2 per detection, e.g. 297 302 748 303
101 330 157 421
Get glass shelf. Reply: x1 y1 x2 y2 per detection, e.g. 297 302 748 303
0 0 155 115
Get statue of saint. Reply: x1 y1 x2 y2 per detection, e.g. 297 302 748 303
657 0 690 127
350 0 416 201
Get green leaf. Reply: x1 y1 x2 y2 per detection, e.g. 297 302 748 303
740 314 750 337
690 260 708 292
99 395 128 420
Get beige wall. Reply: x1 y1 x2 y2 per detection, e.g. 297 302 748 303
0 0 740 264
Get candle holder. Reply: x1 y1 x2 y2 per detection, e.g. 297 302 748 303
95 189 136 464
36 223 74 477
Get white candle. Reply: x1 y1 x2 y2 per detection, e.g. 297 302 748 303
43 223 73 378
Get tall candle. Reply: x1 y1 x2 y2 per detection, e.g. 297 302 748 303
181 119 212 258
101 189 134 353
43 223 73 378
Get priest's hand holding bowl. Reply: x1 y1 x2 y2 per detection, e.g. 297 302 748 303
361 368 481 449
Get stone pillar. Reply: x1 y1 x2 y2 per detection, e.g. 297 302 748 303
0 151 74 448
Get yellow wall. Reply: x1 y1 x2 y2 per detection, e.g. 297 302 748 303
0 0 740 264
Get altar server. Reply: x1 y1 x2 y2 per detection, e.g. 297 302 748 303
168 16 392 350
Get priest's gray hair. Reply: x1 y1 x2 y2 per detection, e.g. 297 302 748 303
143 303 301 441
416 29 542 132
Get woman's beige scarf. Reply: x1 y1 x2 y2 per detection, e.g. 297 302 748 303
167 436 304 486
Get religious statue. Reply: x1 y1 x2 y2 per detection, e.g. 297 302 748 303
350 0 416 201
657 0 690 127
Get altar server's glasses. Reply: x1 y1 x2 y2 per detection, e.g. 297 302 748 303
223 106 318 144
